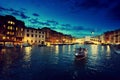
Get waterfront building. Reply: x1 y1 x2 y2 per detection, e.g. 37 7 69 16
23 27 45 45
41 27 75 45
104 29 120 44
0 15 25 46
99 34 105 44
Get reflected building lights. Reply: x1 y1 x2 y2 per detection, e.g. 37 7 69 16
24 47 32 62
55 45 59 54
91 45 98 56
106 45 111 58
101 46 104 52
62 45 65 53
68 45 71 52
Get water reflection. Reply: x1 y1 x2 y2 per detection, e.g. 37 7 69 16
106 45 111 59
0 44 120 80
23 47 32 62
101 46 104 52
91 45 98 56
55 45 59 54
0 48 23 76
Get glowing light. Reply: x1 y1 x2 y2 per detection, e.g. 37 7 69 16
2 36 6 39
91 45 98 56
24 47 32 62
106 45 111 58
55 45 59 54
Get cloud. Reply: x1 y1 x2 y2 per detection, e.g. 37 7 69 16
20 8 26 11
0 6 29 19
47 20 59 26
29 18 50 26
33 13 39 16
0 6 9 11
20 12 30 19
11 12 20 16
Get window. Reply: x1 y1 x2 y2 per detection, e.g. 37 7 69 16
7 32 9 34
31 30 33 32
35 35 37 37
8 21 15 25
8 26 13 30
21 28 23 31
8 21 11 24
42 35 44 38
2 36 6 39
31 34 33 37
7 37 9 39
16 27 18 30
27 34 29 37
27 29 29 32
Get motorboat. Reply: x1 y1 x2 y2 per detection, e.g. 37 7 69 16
112 44 120 54
74 47 87 60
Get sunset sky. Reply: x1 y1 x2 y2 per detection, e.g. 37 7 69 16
0 0 120 37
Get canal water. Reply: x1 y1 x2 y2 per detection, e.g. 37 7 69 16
0 44 120 80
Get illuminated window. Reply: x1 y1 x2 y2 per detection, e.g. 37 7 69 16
3 25 6 28
7 32 9 34
10 21 12 24
7 37 9 39
8 21 10 24
13 22 15 25
12 32 14 35
21 28 23 31
16 27 18 30
2 36 6 39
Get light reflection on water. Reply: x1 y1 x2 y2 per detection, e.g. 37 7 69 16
0 44 120 80
23 47 32 62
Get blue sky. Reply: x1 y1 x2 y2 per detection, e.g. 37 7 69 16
0 0 120 37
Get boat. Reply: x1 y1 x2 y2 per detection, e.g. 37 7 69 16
112 44 120 54
74 47 87 60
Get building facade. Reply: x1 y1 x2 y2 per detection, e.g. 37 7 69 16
41 27 75 45
104 29 120 44
0 15 25 46
23 27 45 45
